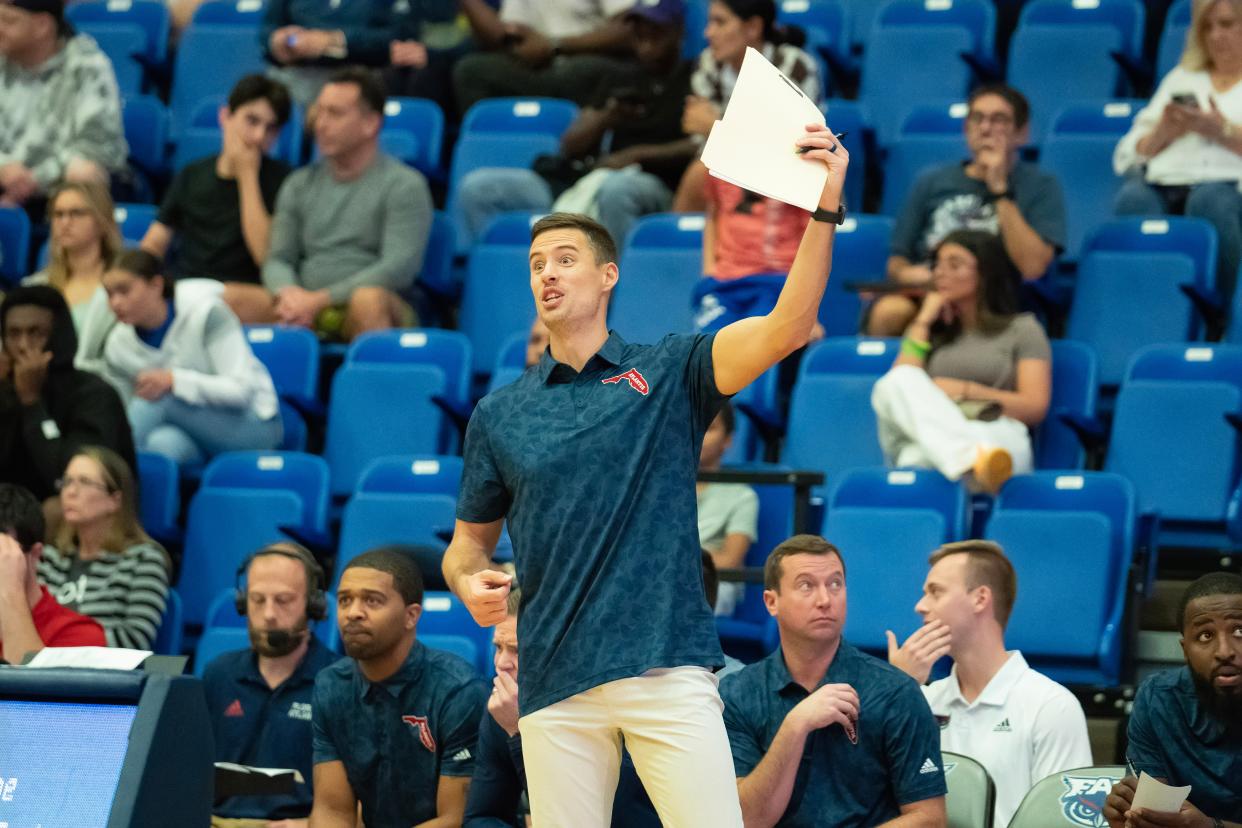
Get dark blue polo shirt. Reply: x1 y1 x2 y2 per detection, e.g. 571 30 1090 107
720 641 947 827
201 635 339 820
463 710 661 827
311 640 488 827
457 332 727 715
1127 667 1242 819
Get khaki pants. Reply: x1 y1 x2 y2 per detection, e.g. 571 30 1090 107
519 666 743 828
211 818 272 828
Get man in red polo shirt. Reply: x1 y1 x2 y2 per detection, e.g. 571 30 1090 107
0 483 104 663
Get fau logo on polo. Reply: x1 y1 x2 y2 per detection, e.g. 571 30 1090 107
402 714 437 752
1059 774 1118 827
601 368 650 396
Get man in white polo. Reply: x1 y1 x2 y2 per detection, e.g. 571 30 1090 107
887 539 1092 826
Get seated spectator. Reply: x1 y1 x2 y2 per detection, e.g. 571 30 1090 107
463 584 661 827
720 534 947 827
697 403 757 616
311 547 487 827
870 230 1051 494
455 0 695 248
383 0 467 117
0 483 104 663
102 249 282 464
24 181 122 374
0 0 127 206
525 317 550 368
887 540 1092 827
672 0 821 213
261 0 395 107
1113 0 1242 312
1104 572 1242 828
0 286 135 502
262 68 432 341
141 75 294 325
453 0 635 115
202 542 338 826
870 85 1065 337
37 447 169 651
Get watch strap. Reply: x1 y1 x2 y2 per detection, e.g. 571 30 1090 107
811 205 846 225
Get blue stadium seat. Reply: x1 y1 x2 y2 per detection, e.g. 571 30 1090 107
459 243 538 376
988 471 1137 685
1067 251 1199 387
782 374 886 493
245 325 319 402
191 0 265 25
417 210 458 299
1157 0 1192 78
334 493 458 585
446 133 560 250
137 450 180 546
622 212 704 251
821 216 893 337
66 0 171 68
1039 134 1127 261
417 591 493 674
880 134 968 217
800 336 899 378
860 26 973 147
1228 279 1242 344
122 94 169 177
170 127 221 172
1050 100 1141 136
169 25 266 137
324 364 448 496
609 216 703 343
1007 24 1124 142
723 368 781 464
496 332 529 372
1035 340 1099 471
777 0 846 53
1018 0 1145 58
821 99 867 214
153 588 183 655
0 205 31 286
461 97 578 138
488 366 526 394
113 203 157 240
179 489 303 626
1082 217 1219 292
843 0 883 51
876 0 996 57
1106 344 1242 549
421 633 481 670
200 451 331 536
186 96 305 167
382 97 445 176
829 466 969 540
80 23 146 95
480 211 544 246
357 455 463 497
348 329 471 409
194 627 249 676
900 100 968 137
204 587 245 629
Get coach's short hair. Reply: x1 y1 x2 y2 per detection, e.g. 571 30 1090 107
929 540 1017 629
764 535 844 592
530 212 618 266
343 546 424 605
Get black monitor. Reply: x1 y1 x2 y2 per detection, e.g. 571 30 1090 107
0 667 213 827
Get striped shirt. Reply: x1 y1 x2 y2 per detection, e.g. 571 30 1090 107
38 542 170 650
690 41 822 110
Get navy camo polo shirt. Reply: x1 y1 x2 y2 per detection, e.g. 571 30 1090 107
311 640 488 826
457 331 728 715
720 642 947 827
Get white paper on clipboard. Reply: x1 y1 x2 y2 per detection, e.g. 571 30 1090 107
700 46 829 212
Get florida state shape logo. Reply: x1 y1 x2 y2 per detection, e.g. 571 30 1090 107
601 368 650 396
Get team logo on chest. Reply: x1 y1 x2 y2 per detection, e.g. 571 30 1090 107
1058 774 1118 827
402 714 437 752
601 368 650 396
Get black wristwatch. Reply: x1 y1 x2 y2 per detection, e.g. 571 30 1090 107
811 204 847 224
985 189 1015 203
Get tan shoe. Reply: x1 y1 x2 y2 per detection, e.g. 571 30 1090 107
972 446 1013 494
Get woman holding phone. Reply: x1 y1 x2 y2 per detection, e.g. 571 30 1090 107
1113 0 1242 309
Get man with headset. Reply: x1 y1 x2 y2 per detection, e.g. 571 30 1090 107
202 541 339 828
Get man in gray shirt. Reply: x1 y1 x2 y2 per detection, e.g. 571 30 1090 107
262 67 432 340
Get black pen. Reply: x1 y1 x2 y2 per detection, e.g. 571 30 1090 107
796 131 849 154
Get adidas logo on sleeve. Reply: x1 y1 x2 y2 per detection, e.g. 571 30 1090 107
919 758 940 775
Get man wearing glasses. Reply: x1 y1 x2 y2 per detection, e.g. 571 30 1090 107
868 85 1067 337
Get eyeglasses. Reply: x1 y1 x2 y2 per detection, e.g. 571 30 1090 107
966 111 1014 128
50 207 92 222
55 475 113 494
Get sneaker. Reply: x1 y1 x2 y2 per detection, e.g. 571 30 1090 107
972 446 1013 494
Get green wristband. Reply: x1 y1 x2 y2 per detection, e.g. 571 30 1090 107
901 337 931 359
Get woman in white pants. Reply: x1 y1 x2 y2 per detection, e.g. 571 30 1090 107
871 229 1051 493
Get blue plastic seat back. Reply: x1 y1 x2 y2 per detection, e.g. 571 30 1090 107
153 588 183 655
1050 100 1141 136
777 0 846 53
460 243 537 375
200 450 330 534
79 23 146 95
137 450 180 543
382 97 445 175
461 97 578 138
112 202 157 240
1157 0 1192 78
818 215 891 336
880 134 969 216
723 368 781 464
245 325 319 401
623 213 705 251
446 133 560 226
821 99 867 213
610 247 701 343
1126 343 1242 385
1018 0 1145 57
187 95 305 166
421 634 481 673
169 25 266 137
180 488 303 626
1228 287 1242 345
800 336 899 379
861 26 973 147
66 0 170 65
877 0 996 56
900 100 968 137
191 0 265 25
1039 134 1128 261
829 506 947 652
347 329 471 407
488 366 527 394
122 95 169 175
481 211 545 246
324 365 448 497
496 332 530 373
1035 341 1099 470
205 587 245 629
357 455 463 497
418 591 494 674
194 627 250 676
1067 251 1199 386
1083 217 1219 293
1007 24 1124 142
828 467 968 541
334 493 458 586
996 471 1136 568
0 205 31 286
782 374 886 490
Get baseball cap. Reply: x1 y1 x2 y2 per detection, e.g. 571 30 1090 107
626 0 686 27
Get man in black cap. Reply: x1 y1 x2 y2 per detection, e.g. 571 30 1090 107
0 286 135 502
0 0 128 206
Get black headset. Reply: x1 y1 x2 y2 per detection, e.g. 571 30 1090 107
234 542 328 622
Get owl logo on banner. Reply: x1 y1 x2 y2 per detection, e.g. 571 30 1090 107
1059 774 1118 827
402 714 437 752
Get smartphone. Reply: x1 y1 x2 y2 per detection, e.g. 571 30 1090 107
1170 92 1200 108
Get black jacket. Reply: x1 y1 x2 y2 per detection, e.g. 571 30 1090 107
0 286 136 500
